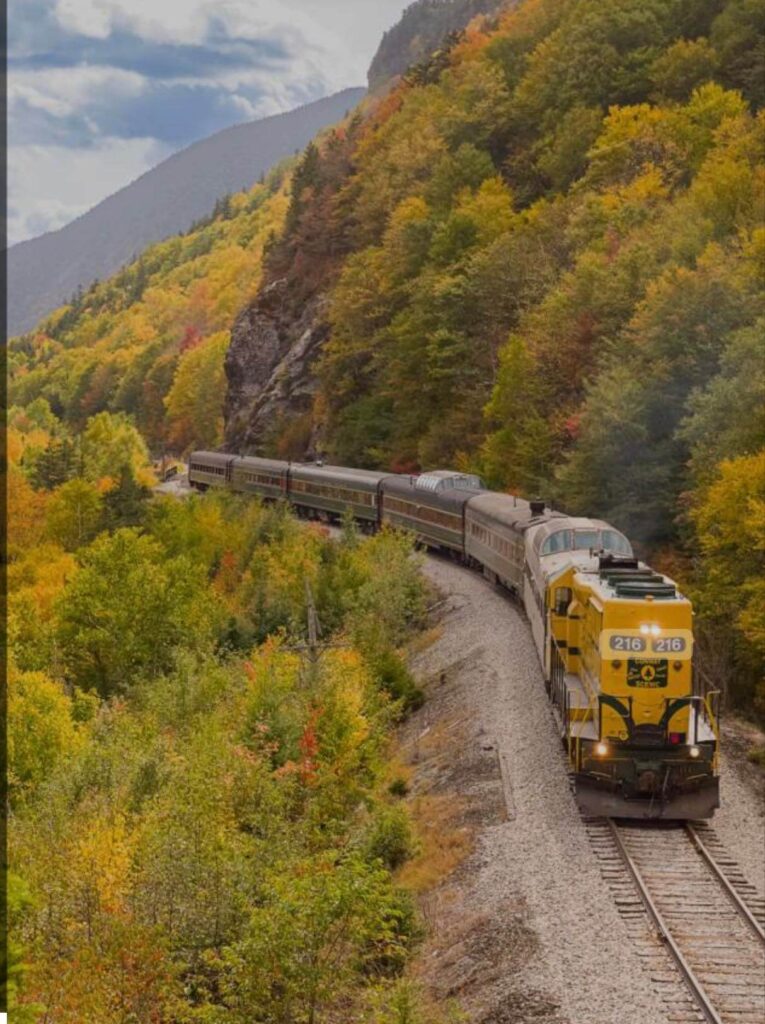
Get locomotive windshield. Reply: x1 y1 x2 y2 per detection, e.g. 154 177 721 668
540 528 632 556
542 530 572 554
573 530 600 550
601 530 632 555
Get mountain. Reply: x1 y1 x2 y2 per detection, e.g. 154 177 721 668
225 0 763 503
7 87 366 337
367 0 504 90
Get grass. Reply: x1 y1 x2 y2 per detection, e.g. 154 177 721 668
396 794 473 893
405 625 444 658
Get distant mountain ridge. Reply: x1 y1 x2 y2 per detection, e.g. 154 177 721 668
7 88 366 336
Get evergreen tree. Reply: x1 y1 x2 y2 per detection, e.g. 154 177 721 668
104 464 152 528
31 437 76 491
102 464 152 530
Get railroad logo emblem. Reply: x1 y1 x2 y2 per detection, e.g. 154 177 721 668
627 659 668 688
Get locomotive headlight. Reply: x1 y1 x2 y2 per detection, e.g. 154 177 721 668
595 742 609 757
689 746 701 759
640 624 661 636
640 625 649 635
650 625 661 636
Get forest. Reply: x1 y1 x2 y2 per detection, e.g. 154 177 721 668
6 0 764 1014
8 165 290 461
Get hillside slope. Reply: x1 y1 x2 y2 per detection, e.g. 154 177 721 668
8 169 291 459
8 88 365 336
10 0 764 713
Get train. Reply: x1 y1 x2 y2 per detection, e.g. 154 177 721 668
189 451 721 820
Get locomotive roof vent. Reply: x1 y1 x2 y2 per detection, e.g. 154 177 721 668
599 553 640 572
613 580 677 600
529 499 546 517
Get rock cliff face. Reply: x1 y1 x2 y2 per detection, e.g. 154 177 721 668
368 0 502 90
223 280 329 457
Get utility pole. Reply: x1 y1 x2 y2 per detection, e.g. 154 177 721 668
282 579 349 685
306 578 321 667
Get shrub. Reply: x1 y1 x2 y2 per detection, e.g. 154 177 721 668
365 805 417 872
374 648 425 714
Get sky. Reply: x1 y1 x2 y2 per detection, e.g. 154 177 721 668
8 0 411 246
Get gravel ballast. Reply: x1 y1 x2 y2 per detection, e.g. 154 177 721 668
712 720 765 905
407 554 735 1024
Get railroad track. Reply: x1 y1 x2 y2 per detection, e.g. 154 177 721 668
586 818 765 1024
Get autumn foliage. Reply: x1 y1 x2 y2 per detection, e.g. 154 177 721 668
8 486 436 1021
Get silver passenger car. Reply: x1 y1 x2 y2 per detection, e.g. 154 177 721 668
381 471 485 553
231 456 288 501
463 492 551 592
288 463 391 523
189 451 236 489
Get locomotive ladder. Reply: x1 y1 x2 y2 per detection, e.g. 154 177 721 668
586 818 765 1024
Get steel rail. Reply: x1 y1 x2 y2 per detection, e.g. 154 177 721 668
685 823 765 945
607 819 724 1024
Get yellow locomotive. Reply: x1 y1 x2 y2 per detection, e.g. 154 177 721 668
539 542 720 819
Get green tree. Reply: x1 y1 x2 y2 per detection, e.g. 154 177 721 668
31 436 77 491
650 37 719 100
81 411 151 484
13 397 61 434
46 478 104 550
220 855 413 1023
102 464 152 530
425 143 495 211
711 0 765 106
57 529 216 696
4 874 43 1023
535 105 604 190
556 244 761 541
554 362 679 541
680 319 765 485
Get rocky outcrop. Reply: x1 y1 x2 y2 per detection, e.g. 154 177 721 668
223 279 329 456
368 0 502 90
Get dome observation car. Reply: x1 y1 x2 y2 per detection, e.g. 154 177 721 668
415 471 485 493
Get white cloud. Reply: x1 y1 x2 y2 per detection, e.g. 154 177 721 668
52 1 410 64
13 0 411 243
10 65 145 122
54 0 114 39
52 0 326 47
9 136 172 243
